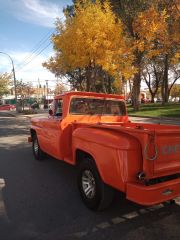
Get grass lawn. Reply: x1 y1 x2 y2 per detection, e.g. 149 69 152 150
127 103 180 118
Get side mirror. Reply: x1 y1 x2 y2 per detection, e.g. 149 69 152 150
48 109 53 116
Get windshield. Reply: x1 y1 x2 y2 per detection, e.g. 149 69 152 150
69 97 126 116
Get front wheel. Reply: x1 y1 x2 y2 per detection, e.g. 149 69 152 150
32 134 45 160
77 158 114 211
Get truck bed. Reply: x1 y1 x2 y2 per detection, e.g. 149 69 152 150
86 121 180 179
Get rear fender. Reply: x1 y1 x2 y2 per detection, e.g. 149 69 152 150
73 127 142 192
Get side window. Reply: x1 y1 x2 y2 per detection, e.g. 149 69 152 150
56 99 63 116
51 99 63 117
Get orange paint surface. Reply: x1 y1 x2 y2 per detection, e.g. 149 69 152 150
30 91 180 206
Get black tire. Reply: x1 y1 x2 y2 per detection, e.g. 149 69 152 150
32 134 45 161
77 158 114 211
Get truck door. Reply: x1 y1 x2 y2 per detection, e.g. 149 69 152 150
44 98 63 159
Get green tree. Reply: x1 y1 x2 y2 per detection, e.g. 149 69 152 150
15 80 35 110
108 0 154 109
54 82 68 95
107 0 180 108
44 0 179 108
170 84 180 100
133 1 180 104
142 62 162 103
0 73 11 97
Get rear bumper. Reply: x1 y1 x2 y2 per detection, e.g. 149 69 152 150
126 178 180 206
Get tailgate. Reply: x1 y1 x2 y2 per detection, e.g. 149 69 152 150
154 130 180 175
144 129 180 178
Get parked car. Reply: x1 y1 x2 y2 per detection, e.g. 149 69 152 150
156 98 162 103
0 104 16 111
31 102 39 110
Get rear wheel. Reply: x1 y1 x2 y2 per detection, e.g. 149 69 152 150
77 158 114 211
32 134 45 160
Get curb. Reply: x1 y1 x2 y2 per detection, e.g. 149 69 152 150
2 111 47 119
129 114 180 121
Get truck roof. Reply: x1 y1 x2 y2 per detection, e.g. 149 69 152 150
54 91 125 100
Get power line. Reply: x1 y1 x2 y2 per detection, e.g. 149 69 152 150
16 16 64 70
16 42 52 73
20 78 72 87
57 79 72 87
16 30 54 68
19 34 52 66
14 16 66 75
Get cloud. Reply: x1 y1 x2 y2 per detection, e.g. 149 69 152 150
15 51 56 82
0 50 56 85
9 0 68 28
0 55 13 72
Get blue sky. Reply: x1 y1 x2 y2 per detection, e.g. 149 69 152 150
0 0 72 88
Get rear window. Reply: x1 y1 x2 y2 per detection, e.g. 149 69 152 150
69 97 126 116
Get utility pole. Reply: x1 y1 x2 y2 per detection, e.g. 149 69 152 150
45 80 49 108
0 51 18 112
0 52 18 112
37 78 40 104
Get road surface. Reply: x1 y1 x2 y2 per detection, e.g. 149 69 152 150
0 112 179 240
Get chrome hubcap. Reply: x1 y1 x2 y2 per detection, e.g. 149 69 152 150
82 170 96 199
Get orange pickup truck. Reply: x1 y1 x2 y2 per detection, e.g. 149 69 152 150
29 91 180 210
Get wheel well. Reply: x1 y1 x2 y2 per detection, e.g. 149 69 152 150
30 129 36 138
76 149 95 166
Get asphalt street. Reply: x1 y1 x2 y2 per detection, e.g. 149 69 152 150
0 112 179 240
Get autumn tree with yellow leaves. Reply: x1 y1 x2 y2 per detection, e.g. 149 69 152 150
44 0 180 110
107 0 180 108
133 2 180 104
43 0 135 92
0 73 11 97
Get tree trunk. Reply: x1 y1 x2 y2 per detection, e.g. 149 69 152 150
131 51 143 110
132 69 141 110
85 66 91 92
107 75 112 94
89 60 97 92
162 54 169 104
101 70 106 93
91 67 97 92
148 87 157 104
86 76 90 92
151 93 156 103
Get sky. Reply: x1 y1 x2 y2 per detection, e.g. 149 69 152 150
0 0 72 89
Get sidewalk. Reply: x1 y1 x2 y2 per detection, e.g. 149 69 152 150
2 109 48 119
129 114 180 121
129 115 180 125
